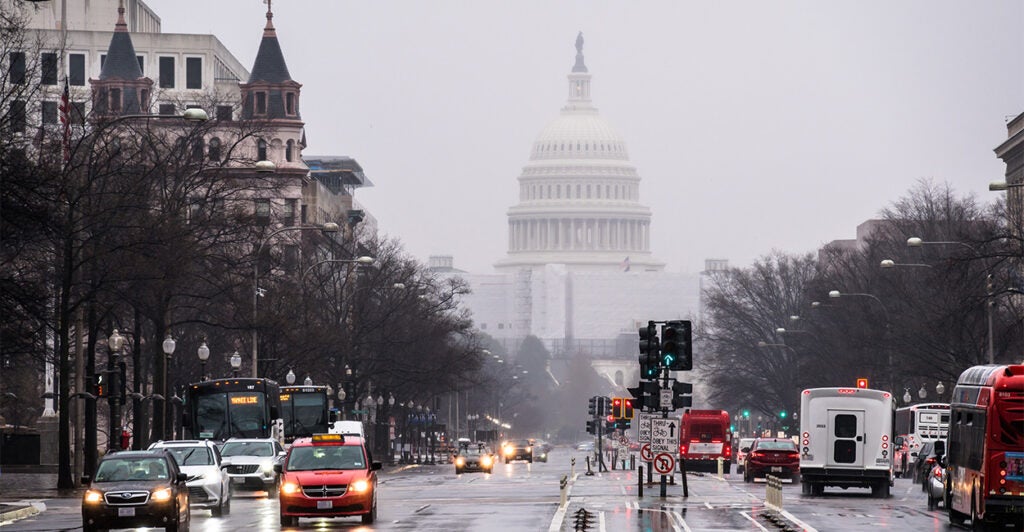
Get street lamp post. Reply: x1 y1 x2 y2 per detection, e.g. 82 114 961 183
197 342 210 382
159 335 176 441
286 368 296 385
304 376 313 386
252 223 341 378
829 289 893 391
230 351 242 378
907 237 994 364
936 381 946 402
108 330 125 453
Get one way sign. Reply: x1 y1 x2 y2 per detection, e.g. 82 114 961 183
650 418 679 454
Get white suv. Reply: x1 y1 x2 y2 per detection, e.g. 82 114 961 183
149 439 231 516
220 438 286 496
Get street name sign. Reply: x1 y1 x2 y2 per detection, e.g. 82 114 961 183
650 418 679 454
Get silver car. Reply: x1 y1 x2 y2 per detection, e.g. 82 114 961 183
149 440 232 516
220 438 286 496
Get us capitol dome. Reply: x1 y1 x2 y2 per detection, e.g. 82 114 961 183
495 32 665 273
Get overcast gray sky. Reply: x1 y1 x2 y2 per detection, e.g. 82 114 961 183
154 0 1022 274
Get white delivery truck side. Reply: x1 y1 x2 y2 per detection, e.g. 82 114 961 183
799 387 895 498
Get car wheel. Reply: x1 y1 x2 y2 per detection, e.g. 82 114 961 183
455 467 463 475
221 495 230 515
361 497 377 524
280 513 297 527
801 481 811 496
743 470 752 483
872 481 890 498
811 483 824 496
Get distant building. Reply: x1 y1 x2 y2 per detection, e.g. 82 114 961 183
432 35 700 364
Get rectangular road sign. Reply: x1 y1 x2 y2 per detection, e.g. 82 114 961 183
660 389 673 409
650 418 679 454
637 413 655 443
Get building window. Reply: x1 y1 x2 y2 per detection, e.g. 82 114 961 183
284 199 297 226
216 105 232 121
71 101 86 124
255 92 267 114
257 139 267 161
159 103 175 115
68 53 85 85
254 199 271 224
109 88 121 113
208 137 221 161
137 55 144 74
159 56 174 88
191 138 204 162
300 204 308 224
185 57 202 89
11 100 26 132
42 101 58 124
497 323 504 330
41 52 57 85
285 139 294 162
480 323 487 330
285 92 295 115
9 52 25 84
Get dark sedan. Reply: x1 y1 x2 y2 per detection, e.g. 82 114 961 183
502 439 534 463
454 446 496 474
81 449 190 532
743 438 800 482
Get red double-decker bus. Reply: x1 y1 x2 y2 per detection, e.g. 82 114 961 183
946 364 1024 530
679 409 731 473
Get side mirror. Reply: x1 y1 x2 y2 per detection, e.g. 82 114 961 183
911 452 919 458
176 472 188 483
80 475 91 485
371 462 382 471
273 463 283 474
933 440 945 457
741 447 751 453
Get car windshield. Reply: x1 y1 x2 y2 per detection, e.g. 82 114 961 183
287 445 366 471
165 446 215 466
513 440 531 447
95 458 169 482
462 447 488 457
755 441 797 451
221 442 275 457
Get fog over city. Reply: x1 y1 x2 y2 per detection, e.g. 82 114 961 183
155 0 1022 274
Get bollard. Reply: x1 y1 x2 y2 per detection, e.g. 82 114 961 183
585 455 594 476
571 457 576 478
638 465 644 497
765 475 783 509
717 457 724 479
630 454 635 470
560 474 568 507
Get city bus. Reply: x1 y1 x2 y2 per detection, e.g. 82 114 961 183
799 387 895 498
945 364 1024 530
280 385 333 443
893 402 950 478
183 378 283 442
679 410 731 473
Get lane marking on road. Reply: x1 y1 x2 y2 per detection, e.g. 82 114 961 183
547 473 578 532
669 509 690 532
598 510 606 532
740 511 770 531
415 504 430 513
777 507 818 532
704 502 713 509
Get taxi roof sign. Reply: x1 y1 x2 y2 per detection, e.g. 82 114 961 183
312 433 344 443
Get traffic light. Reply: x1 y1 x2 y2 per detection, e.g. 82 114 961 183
605 417 617 432
623 399 634 419
743 409 750 418
638 322 660 376
588 396 598 416
95 371 108 398
661 320 693 371
779 410 787 419
586 420 596 434
611 397 623 419
671 380 693 409
599 396 610 417
856 378 868 389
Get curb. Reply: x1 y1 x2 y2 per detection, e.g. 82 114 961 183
0 502 45 524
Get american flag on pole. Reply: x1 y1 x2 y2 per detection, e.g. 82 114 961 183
58 79 71 162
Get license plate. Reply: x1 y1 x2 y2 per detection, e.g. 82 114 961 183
118 507 136 517
232 477 246 484
771 466 782 472
316 500 333 510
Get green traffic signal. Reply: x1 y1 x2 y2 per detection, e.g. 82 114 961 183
743 410 750 418
779 410 787 418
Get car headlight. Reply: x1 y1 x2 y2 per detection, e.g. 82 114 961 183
350 479 370 493
261 461 275 474
504 447 514 456
281 481 300 495
84 490 103 504
151 488 173 502
481 456 493 467
455 457 466 466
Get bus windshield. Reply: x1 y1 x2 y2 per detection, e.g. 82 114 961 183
195 392 268 440
284 393 328 438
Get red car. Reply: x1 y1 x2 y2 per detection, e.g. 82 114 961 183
743 438 800 483
275 433 381 526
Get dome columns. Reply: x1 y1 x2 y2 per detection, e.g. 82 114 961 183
508 217 650 253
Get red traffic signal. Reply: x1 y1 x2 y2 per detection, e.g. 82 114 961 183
856 378 868 389
623 399 634 419
612 397 623 418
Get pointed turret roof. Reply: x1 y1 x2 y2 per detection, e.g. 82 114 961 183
248 2 292 83
99 1 143 81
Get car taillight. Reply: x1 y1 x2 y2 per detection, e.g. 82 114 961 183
679 444 687 455
725 446 731 457
926 457 935 464
933 467 943 480
751 451 765 458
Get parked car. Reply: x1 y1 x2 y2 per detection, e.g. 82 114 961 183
149 439 231 516
275 433 380 526
220 437 287 496
743 438 800 483
81 449 190 532
735 437 756 474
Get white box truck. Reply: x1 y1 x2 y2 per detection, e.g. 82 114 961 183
798 387 895 497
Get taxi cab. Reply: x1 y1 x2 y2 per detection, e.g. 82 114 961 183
274 433 381 526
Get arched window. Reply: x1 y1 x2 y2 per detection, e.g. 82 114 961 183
191 138 204 162
257 139 267 161
286 139 294 162
614 370 624 386
208 137 221 162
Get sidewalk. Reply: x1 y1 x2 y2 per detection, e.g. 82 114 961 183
0 472 80 523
